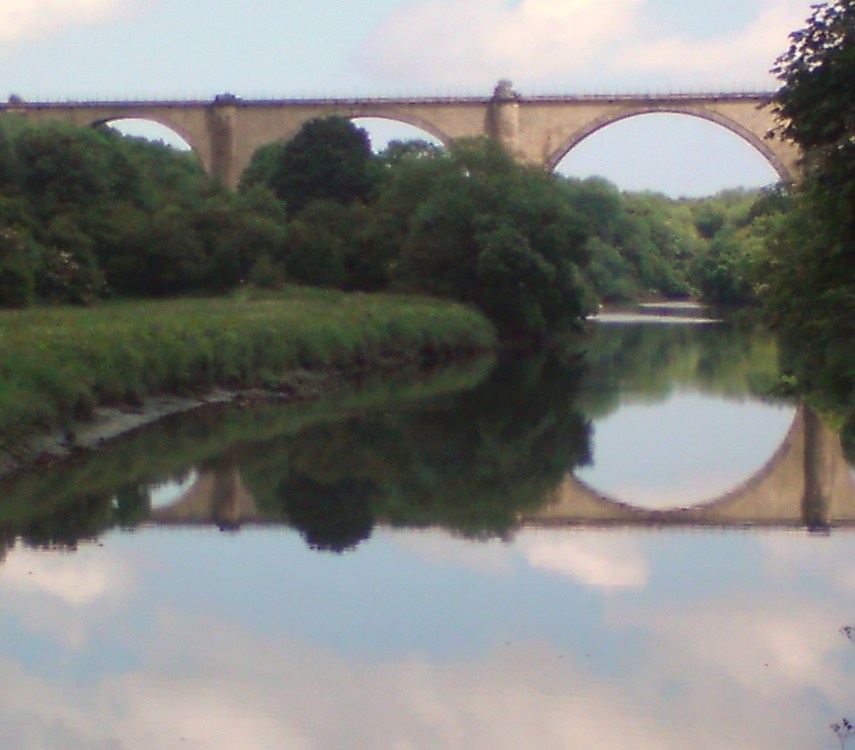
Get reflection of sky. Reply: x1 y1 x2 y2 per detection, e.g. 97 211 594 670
577 393 796 509
0 526 854 750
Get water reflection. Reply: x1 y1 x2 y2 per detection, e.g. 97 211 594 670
0 528 853 749
1 320 855 749
577 318 798 509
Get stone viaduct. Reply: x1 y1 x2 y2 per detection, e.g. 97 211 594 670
1 82 800 189
150 405 855 533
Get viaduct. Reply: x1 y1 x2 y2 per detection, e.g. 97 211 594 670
150 405 855 533
0 82 800 189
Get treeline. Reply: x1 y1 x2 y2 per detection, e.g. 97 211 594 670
0 113 789 337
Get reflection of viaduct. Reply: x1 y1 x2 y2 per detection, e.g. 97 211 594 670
2 83 799 189
151 405 855 532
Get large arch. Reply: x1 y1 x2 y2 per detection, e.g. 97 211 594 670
544 105 793 183
526 405 855 529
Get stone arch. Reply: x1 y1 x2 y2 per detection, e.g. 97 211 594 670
89 113 209 172
345 111 452 149
545 106 793 183
235 110 454 187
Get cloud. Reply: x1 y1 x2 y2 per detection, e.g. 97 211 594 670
0 0 126 44
0 604 845 750
0 542 131 648
354 0 814 90
1 543 126 606
355 0 645 87
614 0 811 86
519 530 648 588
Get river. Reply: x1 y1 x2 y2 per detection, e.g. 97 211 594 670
1 309 853 750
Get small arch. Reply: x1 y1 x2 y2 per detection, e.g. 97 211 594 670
549 108 789 193
348 114 450 151
92 115 200 158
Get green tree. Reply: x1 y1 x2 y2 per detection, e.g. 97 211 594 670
0 227 35 308
263 116 376 214
762 0 855 396
386 138 593 339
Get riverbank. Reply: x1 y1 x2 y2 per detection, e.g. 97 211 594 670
0 288 497 475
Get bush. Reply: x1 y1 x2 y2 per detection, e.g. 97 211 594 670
0 228 35 308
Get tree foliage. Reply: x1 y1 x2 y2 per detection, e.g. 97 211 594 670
758 0 855 438
259 116 376 214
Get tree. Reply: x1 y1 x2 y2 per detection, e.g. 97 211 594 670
761 1 855 416
387 138 593 339
768 0 855 312
263 116 376 214
771 0 855 194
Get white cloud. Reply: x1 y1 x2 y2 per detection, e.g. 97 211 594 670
355 0 814 90
614 0 810 85
0 0 126 44
355 0 645 86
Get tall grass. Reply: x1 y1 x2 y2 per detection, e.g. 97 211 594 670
0 288 496 441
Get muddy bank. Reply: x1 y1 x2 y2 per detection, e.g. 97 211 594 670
0 355 494 479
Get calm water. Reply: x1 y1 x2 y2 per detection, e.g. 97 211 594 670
2 314 855 750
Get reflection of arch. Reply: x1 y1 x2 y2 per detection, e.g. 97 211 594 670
545 108 791 182
527 405 855 529
150 405 855 532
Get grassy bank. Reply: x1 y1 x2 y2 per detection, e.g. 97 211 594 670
0 287 497 445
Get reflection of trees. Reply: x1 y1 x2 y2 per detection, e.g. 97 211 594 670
282 475 375 552
19 494 113 550
242 352 591 546
777 332 855 470
0 353 590 553
579 321 783 419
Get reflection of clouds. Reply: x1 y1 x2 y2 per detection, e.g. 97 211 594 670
761 533 855 593
0 542 130 648
0 608 842 750
1 530 853 749
518 530 648 588
624 600 844 699
1 542 125 607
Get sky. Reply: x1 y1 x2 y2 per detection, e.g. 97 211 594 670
0 0 819 196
